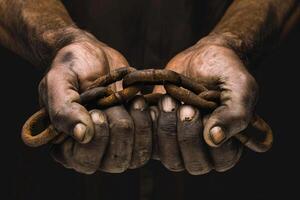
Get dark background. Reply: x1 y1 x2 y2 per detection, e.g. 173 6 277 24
3 14 300 200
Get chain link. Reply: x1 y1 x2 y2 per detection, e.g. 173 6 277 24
22 67 273 152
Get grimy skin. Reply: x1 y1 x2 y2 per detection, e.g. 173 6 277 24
0 0 298 174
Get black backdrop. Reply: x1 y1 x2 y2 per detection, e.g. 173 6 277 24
3 19 300 200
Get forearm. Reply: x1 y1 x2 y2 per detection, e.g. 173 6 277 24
201 0 298 64
0 0 82 68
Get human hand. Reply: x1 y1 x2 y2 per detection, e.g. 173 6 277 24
152 36 258 174
39 31 152 174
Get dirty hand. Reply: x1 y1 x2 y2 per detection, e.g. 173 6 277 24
39 31 152 174
152 36 258 175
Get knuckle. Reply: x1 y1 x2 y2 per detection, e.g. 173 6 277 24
158 124 176 136
110 119 134 132
135 124 152 136
177 133 199 143
158 116 177 136
230 109 251 130
94 126 109 139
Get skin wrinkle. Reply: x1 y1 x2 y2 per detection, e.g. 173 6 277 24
0 0 79 68
68 110 109 174
0 0 296 174
157 95 185 171
177 107 212 175
129 97 152 168
211 0 297 65
100 106 134 173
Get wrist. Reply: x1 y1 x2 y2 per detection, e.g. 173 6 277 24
196 32 249 65
32 26 103 71
37 26 87 67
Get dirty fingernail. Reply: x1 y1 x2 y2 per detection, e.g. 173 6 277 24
162 95 177 112
91 111 106 124
133 97 146 110
210 126 226 145
73 123 87 141
150 109 157 121
179 105 196 121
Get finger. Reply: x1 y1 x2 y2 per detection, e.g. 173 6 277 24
157 95 184 172
208 139 243 172
51 110 109 174
39 68 94 144
71 110 109 174
177 105 212 175
128 96 152 169
235 114 273 153
203 114 243 172
50 138 74 170
149 106 160 160
51 132 68 144
203 83 258 147
100 106 134 173
129 96 152 169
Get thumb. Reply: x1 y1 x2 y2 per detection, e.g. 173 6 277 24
203 103 253 148
39 67 95 144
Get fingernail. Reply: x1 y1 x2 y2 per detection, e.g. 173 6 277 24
179 105 196 121
73 123 87 141
150 109 157 121
210 126 226 145
133 97 146 110
162 95 177 112
91 112 105 124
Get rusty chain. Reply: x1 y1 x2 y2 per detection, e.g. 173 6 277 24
22 67 273 153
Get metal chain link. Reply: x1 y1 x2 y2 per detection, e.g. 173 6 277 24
21 67 273 152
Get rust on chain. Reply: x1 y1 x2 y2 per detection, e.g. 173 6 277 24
97 86 140 107
87 66 136 90
87 67 140 108
80 86 114 104
122 69 208 95
144 93 164 105
179 75 208 94
235 114 273 153
22 67 273 152
122 69 181 87
22 67 139 147
164 84 217 109
21 109 58 147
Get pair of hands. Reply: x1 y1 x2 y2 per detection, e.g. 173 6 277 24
39 31 258 175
